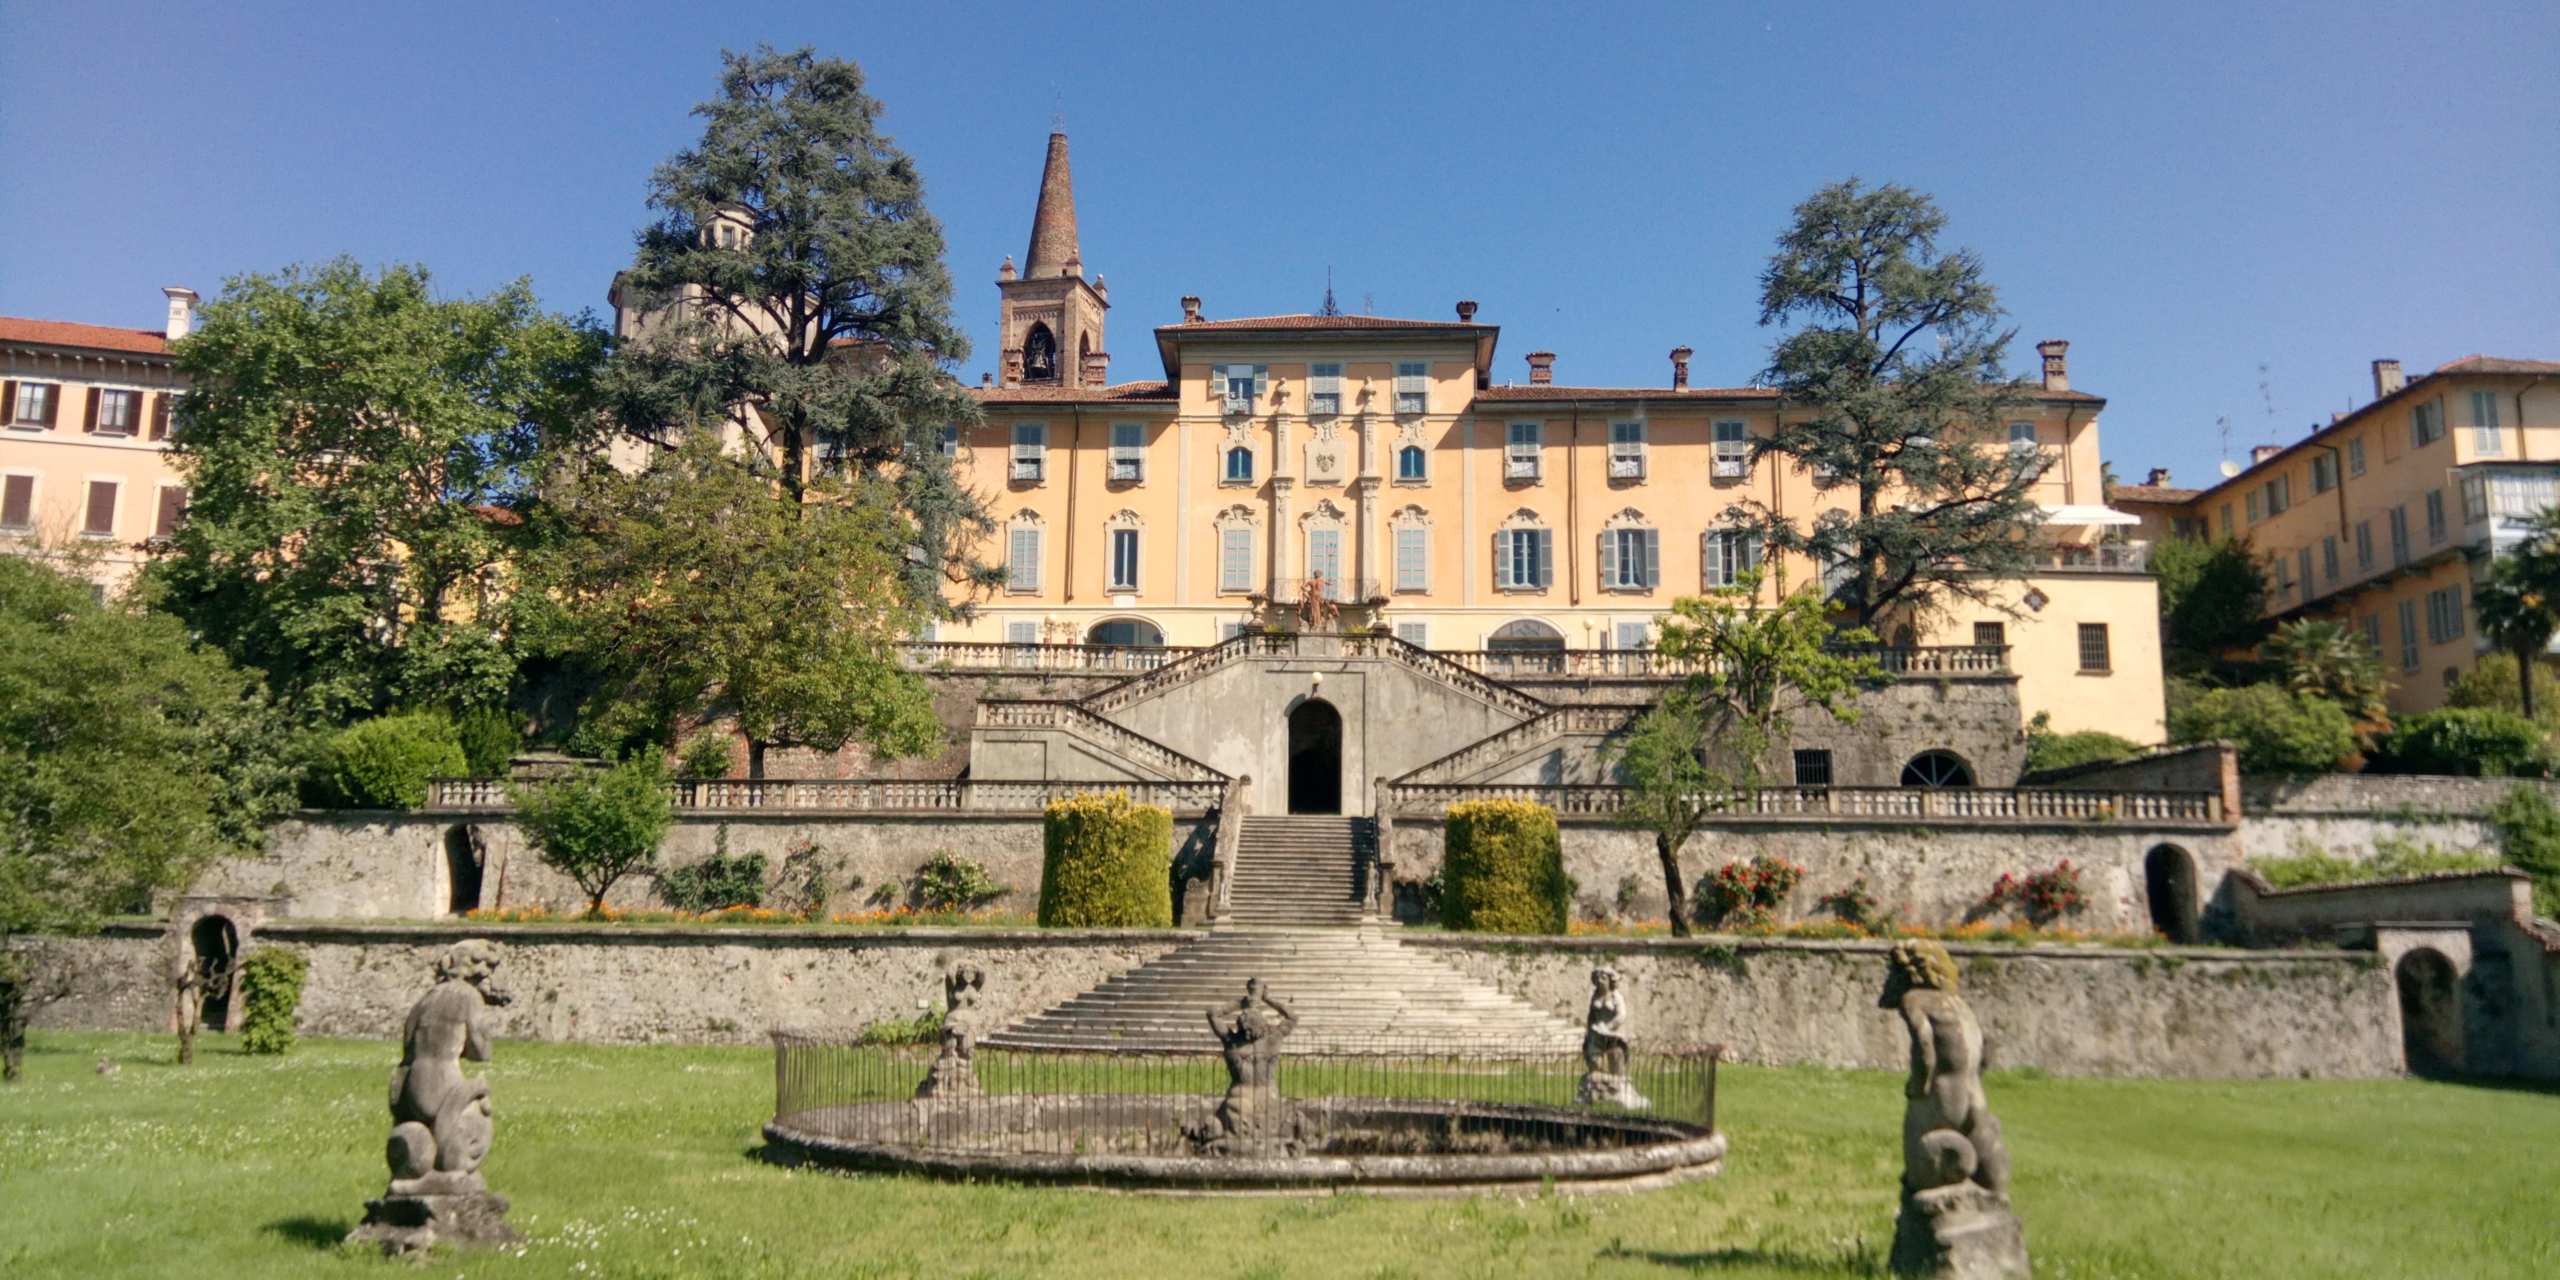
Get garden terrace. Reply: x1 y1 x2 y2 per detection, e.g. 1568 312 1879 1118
423 777 1227 815
898 637 2012 682
1378 782 2231 826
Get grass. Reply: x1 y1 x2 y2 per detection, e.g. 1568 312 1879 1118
5 1031 2557 1279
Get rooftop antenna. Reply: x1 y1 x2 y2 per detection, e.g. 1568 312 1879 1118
2216 414 2231 467
1360 291 1375 316
1320 267 1341 317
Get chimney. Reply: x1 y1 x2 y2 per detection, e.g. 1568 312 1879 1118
2372 358 2405 399
1525 351 1555 385
1080 349 1110 386
162 286 198 341
997 254 1017 283
2146 467 2172 487
1670 346 1694 391
1180 295 1203 324
1455 299 1479 322
1002 347 1025 388
2251 444 2281 465
2035 339 2070 392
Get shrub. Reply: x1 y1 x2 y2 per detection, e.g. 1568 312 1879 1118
915 851 1008 911
2448 654 2560 729
2370 708 2553 778
1980 861 2088 924
2023 716 2144 773
1038 793 1173 928
858 1006 944 1045
510 758 675 915
308 712 467 809
1816 875 1896 932
672 732 735 782
658 843 768 912
236 946 309 1056
451 705 522 779
1697 856 1805 928
1439 800 1568 934
2488 784 2560 918
2167 684 2356 775
2251 840 2502 890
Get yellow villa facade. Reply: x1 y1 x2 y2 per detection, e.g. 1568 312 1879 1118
2158 356 2560 715
942 134 2167 744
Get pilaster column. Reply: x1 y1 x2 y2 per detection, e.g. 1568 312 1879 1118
1269 476 1295 597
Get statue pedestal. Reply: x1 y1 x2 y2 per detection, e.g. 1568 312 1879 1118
1576 1071 1650 1110
347 1189 518 1256
915 1052 981 1099
1890 1183 2029 1279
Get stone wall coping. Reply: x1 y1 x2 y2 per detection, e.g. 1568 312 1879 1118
2231 866 2528 899
100 920 1207 949
1400 931 2359 965
308 806 1215 822
1390 813 2234 834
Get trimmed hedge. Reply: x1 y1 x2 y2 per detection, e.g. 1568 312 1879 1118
236 946 308 1056
2371 707 2553 778
1038 793 1173 927
309 712 467 809
1440 799 1569 934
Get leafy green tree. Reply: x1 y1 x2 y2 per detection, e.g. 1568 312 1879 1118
1624 571 1890 934
2448 654 2560 730
2372 708 2552 779
509 758 675 916
1 558 298 1078
2471 516 2560 724
307 712 467 810
608 45 993 609
529 433 941 774
149 259 605 720
2263 619 2392 744
2151 536 2270 671
1742 179 2040 628
2487 785 2560 918
2168 684 2356 775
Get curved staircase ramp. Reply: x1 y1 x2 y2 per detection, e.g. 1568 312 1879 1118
1080 632 1548 722
982 929 1584 1054
1391 705 1642 787
973 700 1229 783
1224 815 1371 926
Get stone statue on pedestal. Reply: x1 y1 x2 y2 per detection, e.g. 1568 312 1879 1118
1880 940 2029 1280
1576 965 1650 1108
1187 977 1302 1155
348 940 519 1255
915 963 987 1099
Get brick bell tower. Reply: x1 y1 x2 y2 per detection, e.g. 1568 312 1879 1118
996 131 1110 388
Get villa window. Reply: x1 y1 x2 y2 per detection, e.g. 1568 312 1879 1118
1396 443 1427 481
7 381 58 427
2310 453 2337 494
90 388 139 435
1219 364 1267 414
2246 490 2262 523
2412 400 2444 447
154 486 187 539
939 424 959 458
1712 421 1747 478
1973 621 2006 649
2076 623 2111 673
1393 621 1429 647
2388 506 2409 566
1 475 33 529
2471 391 2504 454
2354 521 2373 571
2346 437 2366 476
1609 421 1646 480
1614 620 1652 651
1005 524 1043 592
1223 445 1255 484
1493 527 1553 590
1702 527 1760 589
1108 527 1140 592
82 480 117 537
1010 422 1046 482
1218 525 1254 593
1307 527 1346 601
2425 585 2467 644
2007 421 2037 454
2425 490 2446 543
2298 548 2314 601
1394 525 1428 593
1601 526 1659 591
1394 361 1427 414
2397 600 2420 670
2263 474 2290 516
1505 422 1542 480
1308 363 1342 416
1792 749 1833 788
2322 535 2339 583
2361 613 2383 654
1110 421 1144 482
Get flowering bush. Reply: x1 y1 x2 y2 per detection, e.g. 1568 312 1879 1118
459 904 1034 928
1696 856 1806 928
1979 860 2088 924
1815 876 1896 932
1559 916 2171 948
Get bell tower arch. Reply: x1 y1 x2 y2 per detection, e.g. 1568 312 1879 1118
996 131 1109 387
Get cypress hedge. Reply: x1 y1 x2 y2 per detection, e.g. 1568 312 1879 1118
236 946 309 1056
1038 793 1174 927
1440 799 1569 934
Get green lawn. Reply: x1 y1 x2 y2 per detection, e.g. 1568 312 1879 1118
3 1031 2555 1279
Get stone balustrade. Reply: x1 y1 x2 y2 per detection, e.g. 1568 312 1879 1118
423 776 1227 815
1380 782 2226 826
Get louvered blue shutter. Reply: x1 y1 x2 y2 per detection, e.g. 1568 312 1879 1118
1494 531 1513 589
1252 365 1269 403
1534 530 1554 588
1007 527 1040 591
1642 530 1660 588
1597 530 1618 589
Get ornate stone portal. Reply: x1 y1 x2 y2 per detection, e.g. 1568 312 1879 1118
348 940 519 1255
1576 965 1651 1108
1880 941 2030 1280
916 963 988 1099
1186 977 1302 1155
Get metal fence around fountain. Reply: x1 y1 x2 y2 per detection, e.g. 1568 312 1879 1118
767 1032 1721 1162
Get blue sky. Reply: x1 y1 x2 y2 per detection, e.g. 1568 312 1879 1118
2 1 2552 490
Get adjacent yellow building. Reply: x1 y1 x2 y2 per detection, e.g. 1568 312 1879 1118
2154 356 2560 714
946 134 2167 743
0 287 198 597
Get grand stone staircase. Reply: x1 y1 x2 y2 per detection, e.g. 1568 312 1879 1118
981 928 1584 1053
1223 815 1371 926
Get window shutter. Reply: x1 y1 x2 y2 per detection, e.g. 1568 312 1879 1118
1252 365 1269 401
1534 530 1554 587
1642 530 1660 588
2 475 31 527
1493 531 1512 589
140 393 159 440
84 480 116 534
39 385 57 425
1207 364 1225 396
0 380 14 426
82 389 100 433
156 486 186 538
1597 530 1618 589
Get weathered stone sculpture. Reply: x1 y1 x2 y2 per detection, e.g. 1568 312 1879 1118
348 940 519 1255
1576 965 1650 1108
1880 940 2028 1280
915 962 987 1099
1186 977 1302 1155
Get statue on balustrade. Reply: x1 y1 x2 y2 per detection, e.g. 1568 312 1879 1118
1879 940 2029 1280
348 940 519 1255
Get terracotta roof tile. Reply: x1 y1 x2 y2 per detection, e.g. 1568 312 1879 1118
975 380 1176 404
1161 314 1493 332
0 316 170 356
2434 355 2560 375
2109 484 2204 504
1477 385 1775 402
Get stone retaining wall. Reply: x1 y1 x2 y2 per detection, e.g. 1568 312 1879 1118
26 923 2401 1078
2233 774 2560 862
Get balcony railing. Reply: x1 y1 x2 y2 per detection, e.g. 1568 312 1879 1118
425 776 1227 814
2037 541 2151 573
1262 577 1388 606
901 641 1196 673
1379 782 2225 825
1431 644 2010 680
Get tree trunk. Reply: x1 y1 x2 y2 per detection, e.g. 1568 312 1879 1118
174 978 198 1067
1657 832 1692 938
587 887 610 919
0 985 23 1084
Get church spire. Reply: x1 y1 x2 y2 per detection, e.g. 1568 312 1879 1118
1023 131 1081 278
